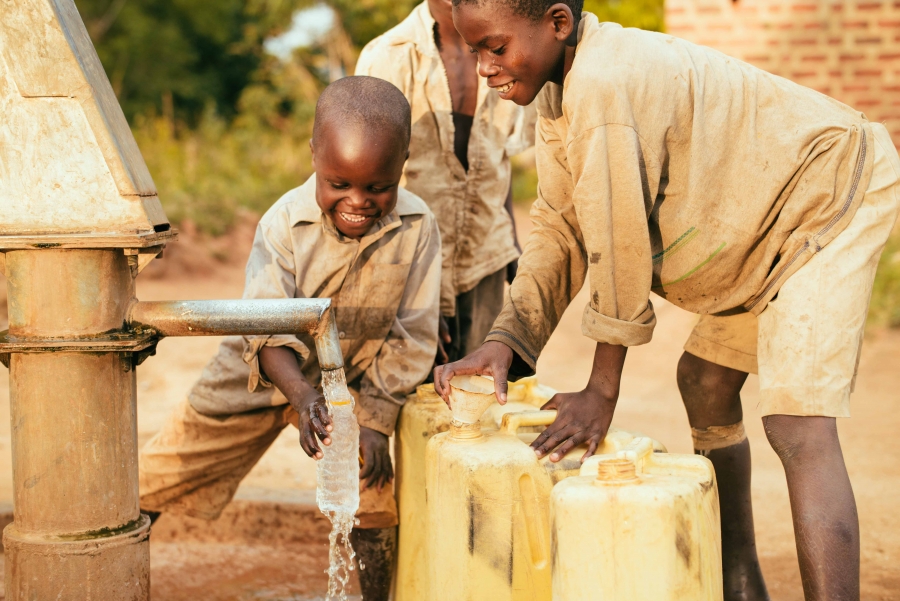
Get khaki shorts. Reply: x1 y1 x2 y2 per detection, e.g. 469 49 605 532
139 400 398 529
685 123 900 418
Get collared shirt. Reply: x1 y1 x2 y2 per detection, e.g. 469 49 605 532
187 175 442 436
355 2 535 316
487 13 873 370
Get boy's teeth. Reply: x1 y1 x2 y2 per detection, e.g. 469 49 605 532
340 212 367 223
498 82 513 93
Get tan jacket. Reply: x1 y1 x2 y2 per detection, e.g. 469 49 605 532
355 2 534 316
487 13 874 370
188 176 442 436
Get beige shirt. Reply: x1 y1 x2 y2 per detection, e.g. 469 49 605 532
488 13 874 370
187 175 442 436
355 2 534 316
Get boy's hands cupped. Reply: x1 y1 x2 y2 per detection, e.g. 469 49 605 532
433 341 514 405
531 389 617 464
359 426 393 490
296 391 333 460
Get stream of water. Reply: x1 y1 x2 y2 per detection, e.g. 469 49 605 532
318 368 361 601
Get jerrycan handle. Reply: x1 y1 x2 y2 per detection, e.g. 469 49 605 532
616 437 656 469
500 410 558 433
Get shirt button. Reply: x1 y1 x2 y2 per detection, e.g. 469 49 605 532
338 331 346 339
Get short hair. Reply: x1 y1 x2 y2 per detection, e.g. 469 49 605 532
451 0 583 22
313 76 411 150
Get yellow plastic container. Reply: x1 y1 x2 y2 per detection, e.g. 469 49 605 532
424 410 660 601
551 438 723 601
394 381 550 601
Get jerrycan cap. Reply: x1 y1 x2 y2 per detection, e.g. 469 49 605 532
595 458 638 483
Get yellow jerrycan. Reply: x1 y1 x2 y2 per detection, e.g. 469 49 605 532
394 379 553 601
551 437 723 601
424 376 660 601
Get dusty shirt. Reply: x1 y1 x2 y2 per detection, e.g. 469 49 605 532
355 2 535 316
187 175 442 436
487 13 874 370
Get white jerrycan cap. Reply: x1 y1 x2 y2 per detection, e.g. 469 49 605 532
580 436 657 477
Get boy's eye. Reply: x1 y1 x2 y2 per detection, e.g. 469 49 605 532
330 182 350 190
370 185 394 193
491 46 505 56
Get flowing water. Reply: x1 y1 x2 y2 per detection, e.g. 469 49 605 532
318 368 361 601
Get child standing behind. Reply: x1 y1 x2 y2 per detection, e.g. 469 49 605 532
139 76 441 601
355 0 534 363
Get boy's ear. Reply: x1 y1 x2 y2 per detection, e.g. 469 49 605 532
309 139 317 169
548 3 575 40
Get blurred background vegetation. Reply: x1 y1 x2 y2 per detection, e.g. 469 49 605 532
73 0 899 327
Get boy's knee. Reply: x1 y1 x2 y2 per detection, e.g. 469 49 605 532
763 414 839 464
677 352 746 426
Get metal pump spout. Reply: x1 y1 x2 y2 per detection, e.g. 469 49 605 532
126 298 345 370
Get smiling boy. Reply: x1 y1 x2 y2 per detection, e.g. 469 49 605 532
433 2 900 600
139 77 441 601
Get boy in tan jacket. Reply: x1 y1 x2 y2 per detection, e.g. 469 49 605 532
434 1 900 600
355 0 534 364
139 77 441 601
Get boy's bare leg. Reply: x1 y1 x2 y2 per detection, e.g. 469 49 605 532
763 415 859 601
677 352 770 601
350 526 396 601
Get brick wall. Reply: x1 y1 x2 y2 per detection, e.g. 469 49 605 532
665 0 900 148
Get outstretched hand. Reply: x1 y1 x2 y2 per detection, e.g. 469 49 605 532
433 341 514 405
531 389 616 463
359 426 393 490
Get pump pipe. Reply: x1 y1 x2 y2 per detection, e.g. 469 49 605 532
127 299 344 370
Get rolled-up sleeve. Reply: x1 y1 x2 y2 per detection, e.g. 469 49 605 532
357 213 442 436
568 123 656 347
241 219 311 392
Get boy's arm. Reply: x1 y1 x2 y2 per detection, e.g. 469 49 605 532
241 218 331 458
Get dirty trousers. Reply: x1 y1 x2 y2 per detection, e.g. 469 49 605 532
685 123 900 417
446 267 507 362
139 400 398 529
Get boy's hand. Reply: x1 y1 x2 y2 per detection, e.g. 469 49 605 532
296 390 333 460
531 342 627 463
531 389 616 463
435 315 452 366
433 340 514 405
359 426 393 490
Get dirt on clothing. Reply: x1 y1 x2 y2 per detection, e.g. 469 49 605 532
0 207 897 599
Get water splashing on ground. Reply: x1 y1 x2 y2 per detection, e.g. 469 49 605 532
318 368 360 601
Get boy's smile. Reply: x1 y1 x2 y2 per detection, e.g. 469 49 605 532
453 2 578 106
311 124 408 240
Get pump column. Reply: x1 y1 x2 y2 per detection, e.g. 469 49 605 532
2 249 150 600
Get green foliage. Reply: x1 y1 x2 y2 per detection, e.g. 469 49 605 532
329 0 420 48
74 0 302 122
584 0 665 32
868 232 900 329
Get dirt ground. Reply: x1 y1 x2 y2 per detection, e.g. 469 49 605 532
0 206 898 599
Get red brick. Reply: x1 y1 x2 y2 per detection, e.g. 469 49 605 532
856 2 884 10
855 36 884 43
842 20 870 28
879 52 900 60
878 19 900 26
839 53 866 61
791 71 819 78
803 21 827 29
884 85 900 91
698 6 722 14
801 54 829 61
745 54 773 63
789 38 819 45
854 69 884 76
791 3 819 12
829 70 844 77
855 99 883 107
843 84 872 91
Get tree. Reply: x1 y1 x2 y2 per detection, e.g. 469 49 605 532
584 0 664 32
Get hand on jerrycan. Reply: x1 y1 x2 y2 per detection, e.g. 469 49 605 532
434 341 628 465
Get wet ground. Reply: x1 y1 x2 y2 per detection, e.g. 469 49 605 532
0 208 897 599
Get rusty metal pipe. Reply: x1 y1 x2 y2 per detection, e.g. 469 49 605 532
127 299 344 370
